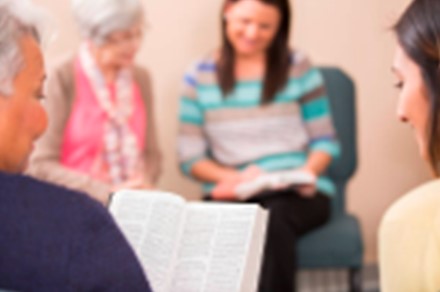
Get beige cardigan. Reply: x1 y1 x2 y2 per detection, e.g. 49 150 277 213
27 56 162 204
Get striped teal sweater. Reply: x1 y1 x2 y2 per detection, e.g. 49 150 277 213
178 51 340 196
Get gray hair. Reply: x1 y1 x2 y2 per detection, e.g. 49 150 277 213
0 0 46 96
72 0 145 45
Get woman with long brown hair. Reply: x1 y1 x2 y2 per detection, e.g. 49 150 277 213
177 0 340 290
381 0 440 290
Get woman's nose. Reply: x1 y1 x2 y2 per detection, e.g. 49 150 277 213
397 106 409 123
396 95 410 123
244 24 259 39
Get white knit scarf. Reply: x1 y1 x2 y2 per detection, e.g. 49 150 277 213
79 43 140 185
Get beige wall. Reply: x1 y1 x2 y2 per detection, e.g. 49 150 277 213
35 0 429 263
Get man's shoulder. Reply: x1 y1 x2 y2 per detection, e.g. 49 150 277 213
0 172 109 223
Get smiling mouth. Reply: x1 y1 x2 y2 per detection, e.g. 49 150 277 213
242 40 257 45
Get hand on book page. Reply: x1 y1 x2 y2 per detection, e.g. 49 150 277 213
235 169 316 200
211 166 263 201
293 168 319 198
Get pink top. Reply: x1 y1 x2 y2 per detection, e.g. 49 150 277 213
60 59 146 183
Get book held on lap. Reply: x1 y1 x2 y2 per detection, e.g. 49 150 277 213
109 190 268 292
235 169 316 200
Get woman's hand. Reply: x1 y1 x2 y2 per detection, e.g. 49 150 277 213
293 168 318 198
212 165 263 201
111 174 154 193
294 151 332 198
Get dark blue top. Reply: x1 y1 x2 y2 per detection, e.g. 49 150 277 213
0 172 152 292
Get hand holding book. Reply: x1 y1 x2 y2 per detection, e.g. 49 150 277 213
212 166 317 201
235 168 317 200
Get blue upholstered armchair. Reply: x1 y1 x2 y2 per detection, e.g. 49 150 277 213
297 68 364 292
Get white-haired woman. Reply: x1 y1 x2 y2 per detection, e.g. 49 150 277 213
28 0 162 205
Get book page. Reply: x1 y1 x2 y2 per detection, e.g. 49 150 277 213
109 190 186 292
239 206 268 292
169 203 268 292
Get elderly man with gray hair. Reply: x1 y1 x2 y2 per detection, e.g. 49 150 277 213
0 0 152 290
28 0 162 205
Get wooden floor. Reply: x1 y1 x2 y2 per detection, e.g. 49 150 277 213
298 264 379 292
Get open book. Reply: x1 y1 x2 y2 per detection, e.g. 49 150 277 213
235 170 316 200
109 190 268 292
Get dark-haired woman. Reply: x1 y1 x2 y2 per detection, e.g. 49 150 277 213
380 0 440 291
177 0 340 291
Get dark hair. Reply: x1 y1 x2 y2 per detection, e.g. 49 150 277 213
394 0 440 175
217 0 291 104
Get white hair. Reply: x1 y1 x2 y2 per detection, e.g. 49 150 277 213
0 0 46 96
71 0 145 45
